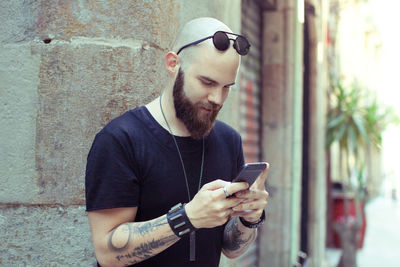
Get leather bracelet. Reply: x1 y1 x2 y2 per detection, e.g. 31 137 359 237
239 210 266 229
167 203 197 237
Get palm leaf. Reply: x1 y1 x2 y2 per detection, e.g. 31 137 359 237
352 114 369 144
327 113 345 129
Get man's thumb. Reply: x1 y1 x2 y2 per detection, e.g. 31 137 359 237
202 179 230 191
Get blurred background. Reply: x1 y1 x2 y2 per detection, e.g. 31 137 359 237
0 0 399 266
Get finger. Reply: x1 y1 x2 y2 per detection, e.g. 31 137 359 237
235 189 269 200
224 182 249 196
202 179 231 191
223 196 246 208
212 187 244 204
217 182 248 198
233 199 267 212
252 164 270 189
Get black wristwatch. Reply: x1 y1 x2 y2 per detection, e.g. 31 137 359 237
167 203 197 237
239 210 266 229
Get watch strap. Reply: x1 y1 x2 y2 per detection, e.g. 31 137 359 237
167 203 197 237
239 210 266 229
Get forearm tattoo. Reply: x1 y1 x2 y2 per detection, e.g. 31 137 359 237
108 216 179 265
223 217 256 253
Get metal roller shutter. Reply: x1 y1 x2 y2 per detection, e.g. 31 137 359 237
237 0 263 266
240 0 262 164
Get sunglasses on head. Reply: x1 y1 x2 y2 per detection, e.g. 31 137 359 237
176 31 251 56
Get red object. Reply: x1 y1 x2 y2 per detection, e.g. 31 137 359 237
332 193 367 249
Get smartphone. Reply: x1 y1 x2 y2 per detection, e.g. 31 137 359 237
232 162 269 186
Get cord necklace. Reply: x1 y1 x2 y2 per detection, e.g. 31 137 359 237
159 93 205 200
159 93 204 262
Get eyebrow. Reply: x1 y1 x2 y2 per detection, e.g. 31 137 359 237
199 75 235 87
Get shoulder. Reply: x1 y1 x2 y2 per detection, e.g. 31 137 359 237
88 107 150 152
208 120 243 152
99 107 146 138
212 120 242 141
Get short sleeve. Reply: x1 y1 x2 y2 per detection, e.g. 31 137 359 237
85 131 140 211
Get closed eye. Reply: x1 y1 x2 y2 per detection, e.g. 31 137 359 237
200 78 217 87
198 75 235 88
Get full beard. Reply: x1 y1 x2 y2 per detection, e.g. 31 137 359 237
173 68 222 139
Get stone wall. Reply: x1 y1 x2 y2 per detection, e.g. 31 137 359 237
0 1 240 265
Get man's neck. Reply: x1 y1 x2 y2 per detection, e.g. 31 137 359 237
146 94 191 137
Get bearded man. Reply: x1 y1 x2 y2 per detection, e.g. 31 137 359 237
85 17 269 267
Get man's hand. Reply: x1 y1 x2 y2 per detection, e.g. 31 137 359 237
185 179 249 229
230 165 269 223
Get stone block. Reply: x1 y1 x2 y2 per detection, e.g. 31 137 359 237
0 43 40 203
0 205 94 266
262 12 284 65
34 0 180 49
31 40 167 205
0 0 39 43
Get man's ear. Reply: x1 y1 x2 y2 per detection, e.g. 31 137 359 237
165 51 180 74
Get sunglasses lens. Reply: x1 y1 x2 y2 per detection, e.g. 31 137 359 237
213 31 230 51
234 36 250 55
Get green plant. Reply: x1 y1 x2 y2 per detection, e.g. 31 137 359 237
326 80 369 192
364 97 399 148
326 81 397 192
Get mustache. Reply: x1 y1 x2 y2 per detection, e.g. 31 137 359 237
199 101 222 111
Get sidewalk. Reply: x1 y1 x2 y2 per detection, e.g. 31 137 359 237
326 195 400 267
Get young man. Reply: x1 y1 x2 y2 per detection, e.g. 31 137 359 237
85 17 269 267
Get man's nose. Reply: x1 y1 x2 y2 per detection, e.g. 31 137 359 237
207 88 224 106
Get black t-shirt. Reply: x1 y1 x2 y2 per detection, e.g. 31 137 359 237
85 106 244 266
